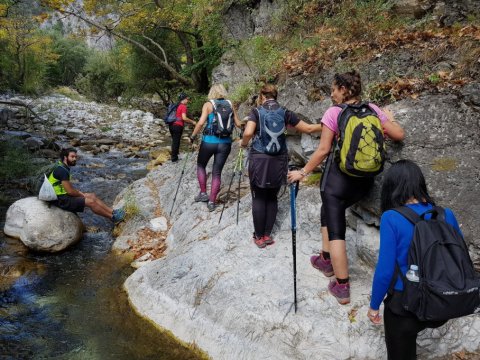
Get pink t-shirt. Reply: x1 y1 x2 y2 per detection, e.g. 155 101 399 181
321 103 388 134
174 103 187 127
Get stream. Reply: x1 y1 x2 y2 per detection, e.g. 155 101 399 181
0 148 203 360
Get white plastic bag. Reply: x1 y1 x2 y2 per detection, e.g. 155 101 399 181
38 174 58 201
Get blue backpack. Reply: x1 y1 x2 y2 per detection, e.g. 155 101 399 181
164 102 179 124
252 106 287 155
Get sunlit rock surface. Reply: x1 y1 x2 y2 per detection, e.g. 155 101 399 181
4 197 83 252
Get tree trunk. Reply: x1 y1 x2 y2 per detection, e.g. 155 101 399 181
194 34 210 93
59 9 194 87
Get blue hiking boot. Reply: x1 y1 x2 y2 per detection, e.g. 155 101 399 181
112 208 126 224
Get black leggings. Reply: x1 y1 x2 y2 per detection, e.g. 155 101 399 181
384 304 446 360
169 124 184 161
250 184 280 237
320 161 373 240
196 141 232 203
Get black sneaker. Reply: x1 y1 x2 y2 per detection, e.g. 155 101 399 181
194 192 209 202
207 201 216 212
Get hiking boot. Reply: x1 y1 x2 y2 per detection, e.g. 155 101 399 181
194 192 209 202
253 233 266 248
328 280 350 305
310 254 334 277
112 208 126 225
207 201 216 212
262 235 275 246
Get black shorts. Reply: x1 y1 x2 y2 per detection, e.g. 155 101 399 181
53 195 85 213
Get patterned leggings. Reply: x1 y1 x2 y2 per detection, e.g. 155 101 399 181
196 141 231 203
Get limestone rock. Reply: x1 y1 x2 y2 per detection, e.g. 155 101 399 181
0 108 16 126
24 136 45 150
3 197 83 252
392 0 436 18
149 217 168 232
118 140 480 359
66 128 84 138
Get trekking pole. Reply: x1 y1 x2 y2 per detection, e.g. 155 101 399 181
236 148 244 225
289 166 300 313
169 150 191 217
218 148 243 224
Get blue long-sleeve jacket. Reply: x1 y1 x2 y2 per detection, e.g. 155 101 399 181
370 202 463 310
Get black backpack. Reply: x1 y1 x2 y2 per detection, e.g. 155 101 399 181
251 106 287 155
392 206 480 321
164 102 179 124
205 99 234 137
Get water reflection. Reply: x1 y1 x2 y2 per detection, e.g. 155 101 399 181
0 151 205 360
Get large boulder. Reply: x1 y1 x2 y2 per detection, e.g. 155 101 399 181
3 197 83 252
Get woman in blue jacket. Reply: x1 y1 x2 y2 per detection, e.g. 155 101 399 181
367 160 463 360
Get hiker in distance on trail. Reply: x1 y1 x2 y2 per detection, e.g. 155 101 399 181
189 84 242 212
48 148 125 224
168 93 197 163
367 160 472 360
288 70 405 305
240 84 322 248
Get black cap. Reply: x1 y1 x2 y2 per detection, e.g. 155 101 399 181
178 93 189 101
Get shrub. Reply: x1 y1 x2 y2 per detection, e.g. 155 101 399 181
0 140 40 181
75 50 128 102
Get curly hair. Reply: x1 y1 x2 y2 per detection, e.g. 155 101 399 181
333 70 362 102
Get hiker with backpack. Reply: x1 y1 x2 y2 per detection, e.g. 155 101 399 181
240 84 322 248
287 71 405 304
367 160 478 360
189 84 242 211
167 93 197 163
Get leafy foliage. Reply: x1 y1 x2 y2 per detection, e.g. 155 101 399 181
0 139 39 180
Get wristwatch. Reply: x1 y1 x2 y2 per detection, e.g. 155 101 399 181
300 168 308 177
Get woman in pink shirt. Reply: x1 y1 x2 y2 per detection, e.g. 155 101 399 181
288 71 405 304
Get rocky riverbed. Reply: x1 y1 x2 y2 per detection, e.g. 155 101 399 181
0 94 206 359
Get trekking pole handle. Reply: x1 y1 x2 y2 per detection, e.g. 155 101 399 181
289 183 297 231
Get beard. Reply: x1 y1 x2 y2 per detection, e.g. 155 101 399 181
66 159 76 166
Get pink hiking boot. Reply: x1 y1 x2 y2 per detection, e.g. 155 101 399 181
310 254 334 277
328 280 350 305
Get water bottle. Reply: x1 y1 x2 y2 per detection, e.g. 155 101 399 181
406 264 420 282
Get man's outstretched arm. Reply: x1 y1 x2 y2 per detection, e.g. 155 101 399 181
62 180 84 197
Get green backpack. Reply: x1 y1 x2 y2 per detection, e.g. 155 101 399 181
334 103 386 177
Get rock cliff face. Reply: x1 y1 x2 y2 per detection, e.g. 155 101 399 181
119 149 480 360
212 0 480 265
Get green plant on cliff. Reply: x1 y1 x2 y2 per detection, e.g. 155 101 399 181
123 190 140 220
230 80 257 104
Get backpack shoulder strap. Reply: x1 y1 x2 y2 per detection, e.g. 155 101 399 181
209 99 217 112
421 206 446 221
392 206 422 224
336 104 353 130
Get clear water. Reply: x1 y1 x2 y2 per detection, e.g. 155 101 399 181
0 150 205 360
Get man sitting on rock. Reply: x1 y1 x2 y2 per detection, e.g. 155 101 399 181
48 148 125 224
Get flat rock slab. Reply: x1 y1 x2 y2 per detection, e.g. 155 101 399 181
4 197 83 252
121 159 480 360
